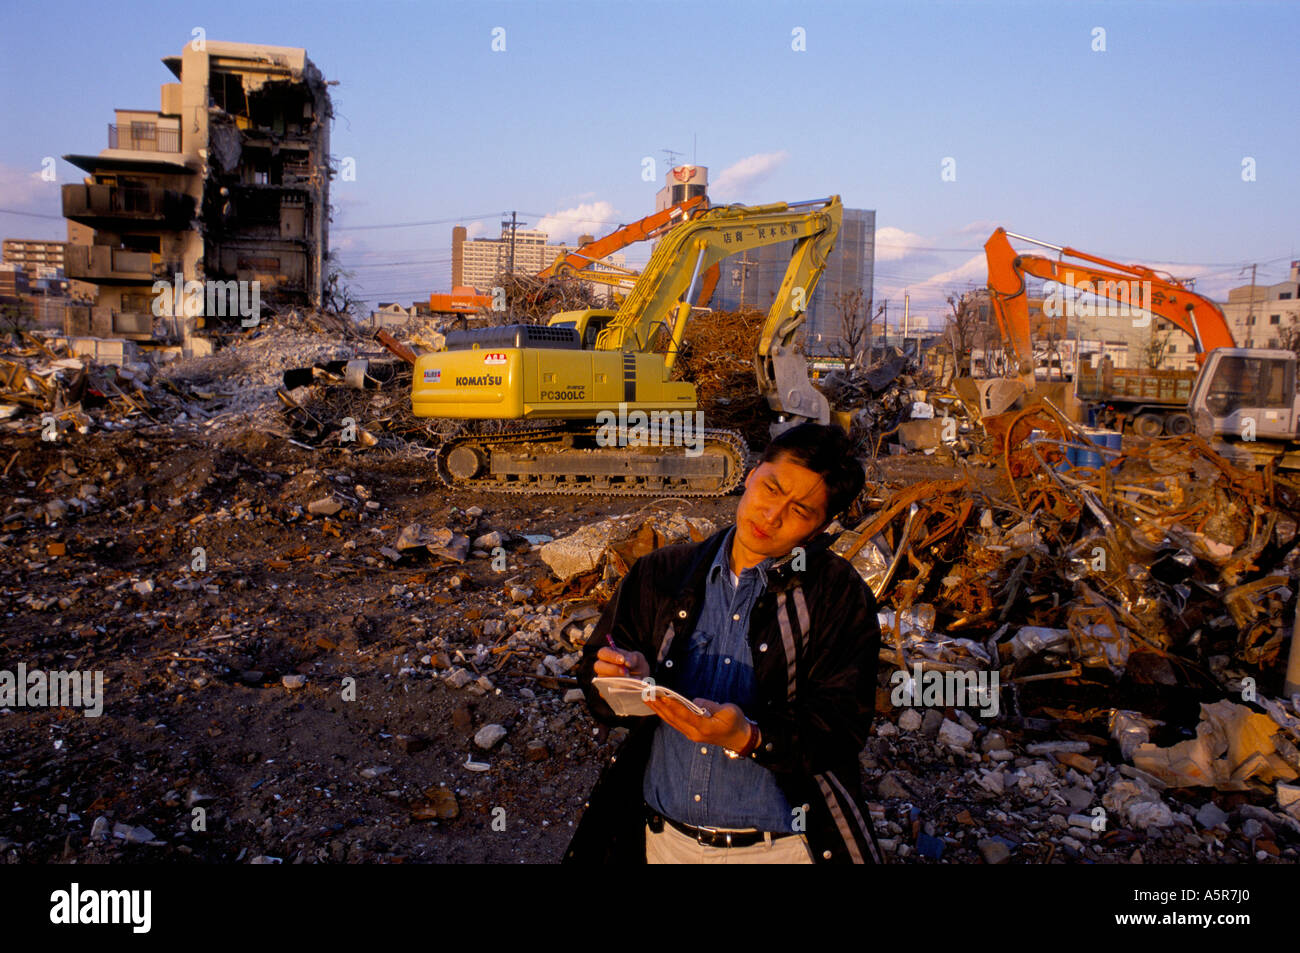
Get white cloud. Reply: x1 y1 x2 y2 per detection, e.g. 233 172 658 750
954 219 1001 238
0 162 61 213
533 201 618 245
709 152 790 201
874 226 929 261
464 221 487 239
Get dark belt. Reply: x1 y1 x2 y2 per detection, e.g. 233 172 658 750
645 805 795 848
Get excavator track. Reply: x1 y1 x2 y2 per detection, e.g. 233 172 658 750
433 424 752 496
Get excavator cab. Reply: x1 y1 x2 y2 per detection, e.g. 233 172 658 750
1190 348 1297 441
547 309 616 350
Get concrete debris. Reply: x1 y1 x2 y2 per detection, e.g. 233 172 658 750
395 524 471 563
540 509 715 585
1131 700 1300 791
473 724 507 750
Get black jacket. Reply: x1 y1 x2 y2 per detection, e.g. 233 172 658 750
562 525 885 864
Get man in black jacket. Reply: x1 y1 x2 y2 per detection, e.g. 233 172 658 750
563 423 884 864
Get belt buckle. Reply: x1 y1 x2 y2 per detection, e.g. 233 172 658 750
695 825 732 848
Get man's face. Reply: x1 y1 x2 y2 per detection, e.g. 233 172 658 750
731 452 830 571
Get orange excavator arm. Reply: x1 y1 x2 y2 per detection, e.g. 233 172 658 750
537 195 710 280
985 228 1236 368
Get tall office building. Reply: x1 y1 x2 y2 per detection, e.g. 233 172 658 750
710 207 875 356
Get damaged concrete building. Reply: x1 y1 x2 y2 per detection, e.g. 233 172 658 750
61 41 333 346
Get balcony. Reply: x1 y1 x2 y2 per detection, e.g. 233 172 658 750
64 245 156 284
62 305 161 341
108 123 180 153
62 183 195 229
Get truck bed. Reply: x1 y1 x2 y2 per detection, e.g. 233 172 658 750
1075 359 1195 406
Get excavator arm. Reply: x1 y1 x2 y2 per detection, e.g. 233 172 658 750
985 228 1236 372
537 195 709 280
596 196 842 424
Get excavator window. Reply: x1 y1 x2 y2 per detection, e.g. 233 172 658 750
1204 356 1293 415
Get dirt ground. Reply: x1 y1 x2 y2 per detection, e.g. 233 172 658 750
1 425 1294 864
0 423 745 863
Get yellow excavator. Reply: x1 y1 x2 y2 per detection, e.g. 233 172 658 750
411 196 842 495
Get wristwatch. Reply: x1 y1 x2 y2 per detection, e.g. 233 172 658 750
725 719 761 759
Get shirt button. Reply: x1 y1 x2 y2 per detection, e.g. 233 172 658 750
694 794 702 802
759 643 768 652
700 747 708 755
822 850 832 860
732 614 740 621
664 660 673 668
724 657 731 665
678 610 688 618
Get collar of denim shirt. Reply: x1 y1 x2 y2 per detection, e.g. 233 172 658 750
707 525 773 590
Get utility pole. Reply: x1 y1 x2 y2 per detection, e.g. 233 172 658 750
1246 263 1258 340
735 252 755 309
502 211 521 278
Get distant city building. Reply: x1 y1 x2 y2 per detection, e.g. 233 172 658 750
3 239 66 279
61 41 332 342
1220 260 1300 352
0 262 30 299
451 224 626 301
655 165 708 212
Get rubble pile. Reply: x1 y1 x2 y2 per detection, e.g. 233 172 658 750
5 307 1300 864
493 274 602 325
816 410 1300 861
668 309 771 447
819 347 975 458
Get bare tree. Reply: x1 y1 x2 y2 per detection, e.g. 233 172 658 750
1280 323 1300 360
321 256 364 317
1142 328 1172 369
829 287 881 367
943 291 982 377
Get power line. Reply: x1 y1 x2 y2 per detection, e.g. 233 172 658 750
334 212 501 231
0 207 63 220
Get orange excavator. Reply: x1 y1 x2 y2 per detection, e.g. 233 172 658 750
984 229 1300 467
984 227 1236 376
979 228 1238 424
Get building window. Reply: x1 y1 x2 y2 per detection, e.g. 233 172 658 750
1280 292 1293 299
1270 314 1281 324
1247 315 1256 325
1269 339 1279 348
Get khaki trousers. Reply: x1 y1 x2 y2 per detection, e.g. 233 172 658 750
645 821 814 864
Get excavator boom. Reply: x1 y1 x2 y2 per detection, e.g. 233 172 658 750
985 228 1237 372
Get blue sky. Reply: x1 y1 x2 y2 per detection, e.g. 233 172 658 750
1 0 1297 326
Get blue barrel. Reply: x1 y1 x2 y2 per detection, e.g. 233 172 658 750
1076 428 1103 469
1097 430 1123 471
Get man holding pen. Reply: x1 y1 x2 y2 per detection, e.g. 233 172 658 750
563 423 884 864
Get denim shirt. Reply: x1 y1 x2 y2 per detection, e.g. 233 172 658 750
642 527 794 831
